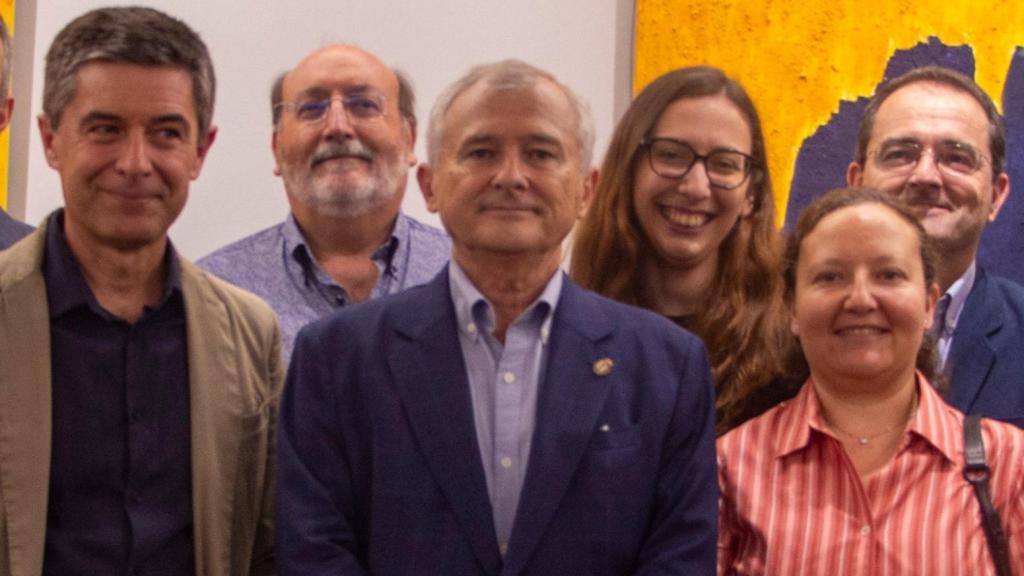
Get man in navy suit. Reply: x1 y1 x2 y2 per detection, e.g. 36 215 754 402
848 65 1024 427
277 60 718 575
0 14 33 249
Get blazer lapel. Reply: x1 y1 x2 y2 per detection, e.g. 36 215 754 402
0 232 53 576
942 270 999 409
949 272 998 412
503 280 615 574
181 261 237 576
386 272 502 575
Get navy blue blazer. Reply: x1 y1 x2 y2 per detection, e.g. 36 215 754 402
947 267 1024 428
277 270 718 575
0 208 33 250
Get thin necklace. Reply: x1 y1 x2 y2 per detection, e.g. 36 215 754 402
823 393 919 446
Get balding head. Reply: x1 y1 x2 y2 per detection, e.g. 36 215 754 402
271 44 418 220
271 44 415 132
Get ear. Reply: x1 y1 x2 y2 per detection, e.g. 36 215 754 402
0 97 13 132
404 119 418 167
190 125 218 180
846 161 864 186
271 128 283 176
922 282 941 332
417 164 439 213
576 167 599 218
741 189 755 218
38 114 61 170
987 172 1010 223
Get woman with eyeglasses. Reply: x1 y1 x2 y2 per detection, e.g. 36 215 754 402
571 66 788 435
717 187 1023 575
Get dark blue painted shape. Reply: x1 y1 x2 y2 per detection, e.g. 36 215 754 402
785 38 1023 286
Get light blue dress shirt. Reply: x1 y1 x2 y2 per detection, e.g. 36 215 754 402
198 212 450 359
448 261 561 557
935 261 976 369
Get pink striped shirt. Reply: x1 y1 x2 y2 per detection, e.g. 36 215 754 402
717 377 1024 575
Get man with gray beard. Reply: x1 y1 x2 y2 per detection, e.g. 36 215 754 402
199 45 449 359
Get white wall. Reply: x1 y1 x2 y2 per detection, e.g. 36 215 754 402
21 0 631 259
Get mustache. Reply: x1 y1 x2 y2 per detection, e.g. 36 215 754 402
310 141 374 166
902 188 952 210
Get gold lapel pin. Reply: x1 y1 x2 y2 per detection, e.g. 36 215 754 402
592 357 614 376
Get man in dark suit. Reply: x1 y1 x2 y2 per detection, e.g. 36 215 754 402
278 60 718 575
0 13 33 249
848 65 1024 427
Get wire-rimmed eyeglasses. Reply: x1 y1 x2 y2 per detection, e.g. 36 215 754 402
641 137 755 190
869 139 989 176
275 93 387 124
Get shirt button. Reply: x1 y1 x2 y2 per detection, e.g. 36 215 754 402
501 456 513 469
500 542 509 555
503 372 515 384
468 323 477 334
860 525 871 537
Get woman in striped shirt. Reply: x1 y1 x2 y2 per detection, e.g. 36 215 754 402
717 187 1024 575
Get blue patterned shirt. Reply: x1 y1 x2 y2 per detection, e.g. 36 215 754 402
198 212 449 359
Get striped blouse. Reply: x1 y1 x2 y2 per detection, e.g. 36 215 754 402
717 376 1024 575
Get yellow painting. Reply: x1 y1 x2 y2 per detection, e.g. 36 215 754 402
0 0 13 209
635 0 1024 224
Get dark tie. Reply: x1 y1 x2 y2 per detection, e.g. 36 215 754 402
930 294 951 340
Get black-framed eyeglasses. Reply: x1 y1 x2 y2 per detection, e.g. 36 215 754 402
870 139 989 176
275 93 387 124
641 137 755 190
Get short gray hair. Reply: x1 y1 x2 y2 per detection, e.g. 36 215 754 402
426 59 595 169
270 63 417 132
43 6 216 141
0 14 12 98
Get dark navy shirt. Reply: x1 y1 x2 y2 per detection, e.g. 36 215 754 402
42 211 194 576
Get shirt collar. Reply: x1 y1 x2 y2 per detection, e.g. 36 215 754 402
448 259 561 344
771 382 819 459
43 209 182 319
284 212 402 279
939 261 976 336
773 371 958 465
904 373 959 464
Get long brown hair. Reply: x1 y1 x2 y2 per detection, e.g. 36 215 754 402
571 66 786 434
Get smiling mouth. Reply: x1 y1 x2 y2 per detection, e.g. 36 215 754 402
311 154 371 169
661 206 710 228
835 326 887 336
904 196 953 212
483 204 538 215
104 187 161 201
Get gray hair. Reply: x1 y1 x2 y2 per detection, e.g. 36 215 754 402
270 63 417 132
0 14 11 98
43 6 216 141
426 59 595 169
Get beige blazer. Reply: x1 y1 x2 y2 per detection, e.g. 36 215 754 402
0 220 283 576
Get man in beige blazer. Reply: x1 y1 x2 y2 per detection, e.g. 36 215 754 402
0 7 281 575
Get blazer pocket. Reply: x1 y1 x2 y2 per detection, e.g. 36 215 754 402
588 424 641 451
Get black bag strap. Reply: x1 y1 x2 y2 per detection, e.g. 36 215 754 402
962 414 1013 576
